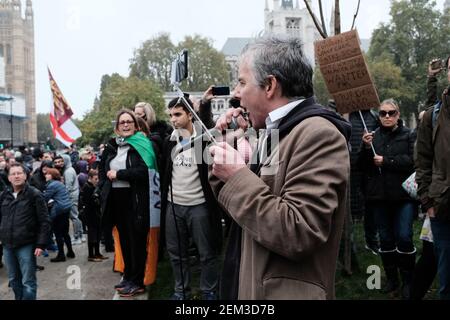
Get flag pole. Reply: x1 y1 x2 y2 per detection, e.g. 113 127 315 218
359 110 381 174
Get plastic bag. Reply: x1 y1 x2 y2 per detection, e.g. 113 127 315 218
402 172 418 200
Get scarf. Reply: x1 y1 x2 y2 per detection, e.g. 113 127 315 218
124 132 158 171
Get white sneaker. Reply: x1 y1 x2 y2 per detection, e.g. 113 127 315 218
72 238 82 245
81 235 87 243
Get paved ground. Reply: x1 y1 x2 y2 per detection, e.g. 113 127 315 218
0 241 146 300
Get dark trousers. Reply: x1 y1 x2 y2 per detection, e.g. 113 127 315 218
411 240 437 300
102 225 114 252
430 218 450 300
87 223 102 244
166 202 219 295
111 188 148 287
52 211 73 256
87 223 102 258
364 202 379 247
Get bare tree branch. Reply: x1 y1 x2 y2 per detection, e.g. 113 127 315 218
334 0 341 35
303 0 328 39
351 0 361 30
318 0 328 38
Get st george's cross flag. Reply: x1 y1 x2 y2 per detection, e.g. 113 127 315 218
48 68 82 147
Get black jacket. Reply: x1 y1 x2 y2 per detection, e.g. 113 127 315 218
0 170 8 192
0 183 51 249
97 138 149 229
79 181 101 227
359 120 416 201
149 120 173 172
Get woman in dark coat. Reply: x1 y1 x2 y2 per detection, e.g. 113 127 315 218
98 109 157 297
360 99 417 299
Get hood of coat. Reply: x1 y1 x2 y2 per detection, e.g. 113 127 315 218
278 97 352 143
61 154 72 169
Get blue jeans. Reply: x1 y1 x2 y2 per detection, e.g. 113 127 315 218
372 201 416 253
3 243 37 300
430 218 450 300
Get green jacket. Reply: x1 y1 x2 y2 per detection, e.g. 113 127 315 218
415 86 450 220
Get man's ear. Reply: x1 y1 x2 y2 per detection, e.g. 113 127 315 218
265 75 278 99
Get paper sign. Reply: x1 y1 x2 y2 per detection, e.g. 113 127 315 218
315 30 380 114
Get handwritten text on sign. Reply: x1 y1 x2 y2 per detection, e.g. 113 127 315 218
315 30 380 114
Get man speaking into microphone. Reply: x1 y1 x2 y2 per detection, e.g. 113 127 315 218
209 35 352 300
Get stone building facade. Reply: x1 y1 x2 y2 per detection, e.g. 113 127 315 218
0 0 36 146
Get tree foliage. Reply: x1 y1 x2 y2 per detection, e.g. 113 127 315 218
78 74 165 146
313 56 415 115
367 57 416 114
368 0 450 113
129 33 230 92
36 113 53 143
129 33 176 92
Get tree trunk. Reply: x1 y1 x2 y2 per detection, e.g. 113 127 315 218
335 0 341 35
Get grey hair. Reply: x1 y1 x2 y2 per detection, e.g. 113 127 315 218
134 102 156 128
380 98 400 112
239 35 314 99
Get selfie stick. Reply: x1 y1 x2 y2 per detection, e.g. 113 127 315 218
173 86 219 145
358 110 382 174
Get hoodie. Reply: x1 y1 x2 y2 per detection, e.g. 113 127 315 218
61 154 79 202
77 160 89 189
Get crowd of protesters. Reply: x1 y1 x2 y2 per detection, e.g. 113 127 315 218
0 35 449 301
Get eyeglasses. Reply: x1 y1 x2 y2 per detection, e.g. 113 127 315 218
118 120 135 126
379 110 398 118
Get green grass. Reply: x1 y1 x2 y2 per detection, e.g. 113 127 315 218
335 218 438 300
147 219 439 300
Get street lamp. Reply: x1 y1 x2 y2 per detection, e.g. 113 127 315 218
0 95 14 147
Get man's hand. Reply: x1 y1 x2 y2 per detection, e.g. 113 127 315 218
35 248 43 257
210 142 246 183
428 59 443 77
201 85 215 104
373 155 384 167
107 170 117 181
427 207 436 218
215 107 248 132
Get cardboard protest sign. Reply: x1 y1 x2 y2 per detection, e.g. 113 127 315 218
315 30 380 114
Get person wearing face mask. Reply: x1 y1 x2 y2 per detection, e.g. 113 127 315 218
360 99 417 299
97 109 159 297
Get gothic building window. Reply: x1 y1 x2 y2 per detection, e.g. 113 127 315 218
286 18 300 36
0 44 3 58
6 44 12 64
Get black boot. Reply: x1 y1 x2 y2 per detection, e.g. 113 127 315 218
50 253 66 262
398 251 416 300
380 251 399 294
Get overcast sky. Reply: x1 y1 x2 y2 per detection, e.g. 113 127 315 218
32 0 446 118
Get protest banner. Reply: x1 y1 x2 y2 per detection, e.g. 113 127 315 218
315 30 380 114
